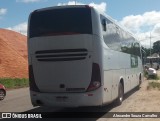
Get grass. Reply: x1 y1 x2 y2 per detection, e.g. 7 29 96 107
147 81 160 90
147 75 160 80
0 78 29 89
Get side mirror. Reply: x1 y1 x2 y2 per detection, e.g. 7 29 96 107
102 19 106 31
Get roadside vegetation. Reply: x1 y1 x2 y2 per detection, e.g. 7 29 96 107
144 69 160 90
147 81 160 90
0 78 29 89
147 75 160 80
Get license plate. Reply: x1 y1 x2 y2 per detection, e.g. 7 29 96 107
56 96 68 102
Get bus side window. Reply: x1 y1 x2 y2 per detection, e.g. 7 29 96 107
102 19 106 31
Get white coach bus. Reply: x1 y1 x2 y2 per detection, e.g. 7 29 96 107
27 5 143 107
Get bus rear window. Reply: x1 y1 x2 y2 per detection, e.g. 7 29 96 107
29 7 92 38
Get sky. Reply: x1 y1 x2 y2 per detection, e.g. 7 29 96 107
1 0 160 48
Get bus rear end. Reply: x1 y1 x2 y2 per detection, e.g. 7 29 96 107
28 5 103 107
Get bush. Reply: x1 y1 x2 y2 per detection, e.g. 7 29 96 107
147 74 160 80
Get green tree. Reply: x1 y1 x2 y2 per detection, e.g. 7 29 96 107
141 46 151 57
153 40 160 54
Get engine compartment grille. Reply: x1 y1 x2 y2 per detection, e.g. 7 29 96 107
35 49 88 62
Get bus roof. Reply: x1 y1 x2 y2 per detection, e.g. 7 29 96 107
32 5 91 13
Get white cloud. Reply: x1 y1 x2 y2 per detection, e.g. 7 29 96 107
120 15 143 33
0 8 7 15
58 1 107 13
16 0 46 3
89 2 106 13
137 28 160 48
120 11 160 33
152 23 160 35
120 11 160 48
7 22 27 35
57 1 79 6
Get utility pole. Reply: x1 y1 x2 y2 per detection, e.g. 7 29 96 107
75 0 76 5
150 32 151 56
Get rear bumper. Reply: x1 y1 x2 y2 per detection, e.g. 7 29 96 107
30 87 103 107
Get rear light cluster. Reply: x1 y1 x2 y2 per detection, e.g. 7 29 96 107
29 65 40 92
87 63 101 92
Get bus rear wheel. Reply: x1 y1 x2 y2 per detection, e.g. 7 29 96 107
136 75 142 90
0 90 5 100
115 83 124 105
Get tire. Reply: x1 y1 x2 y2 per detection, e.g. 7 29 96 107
157 66 159 70
0 90 6 100
136 83 140 90
136 75 141 90
115 83 124 105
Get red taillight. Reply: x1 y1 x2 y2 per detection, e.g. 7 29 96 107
87 81 101 91
87 63 101 92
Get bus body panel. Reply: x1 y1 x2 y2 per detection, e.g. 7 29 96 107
29 35 93 93
102 39 142 103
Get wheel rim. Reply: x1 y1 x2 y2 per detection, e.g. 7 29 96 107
0 90 5 100
119 86 123 102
